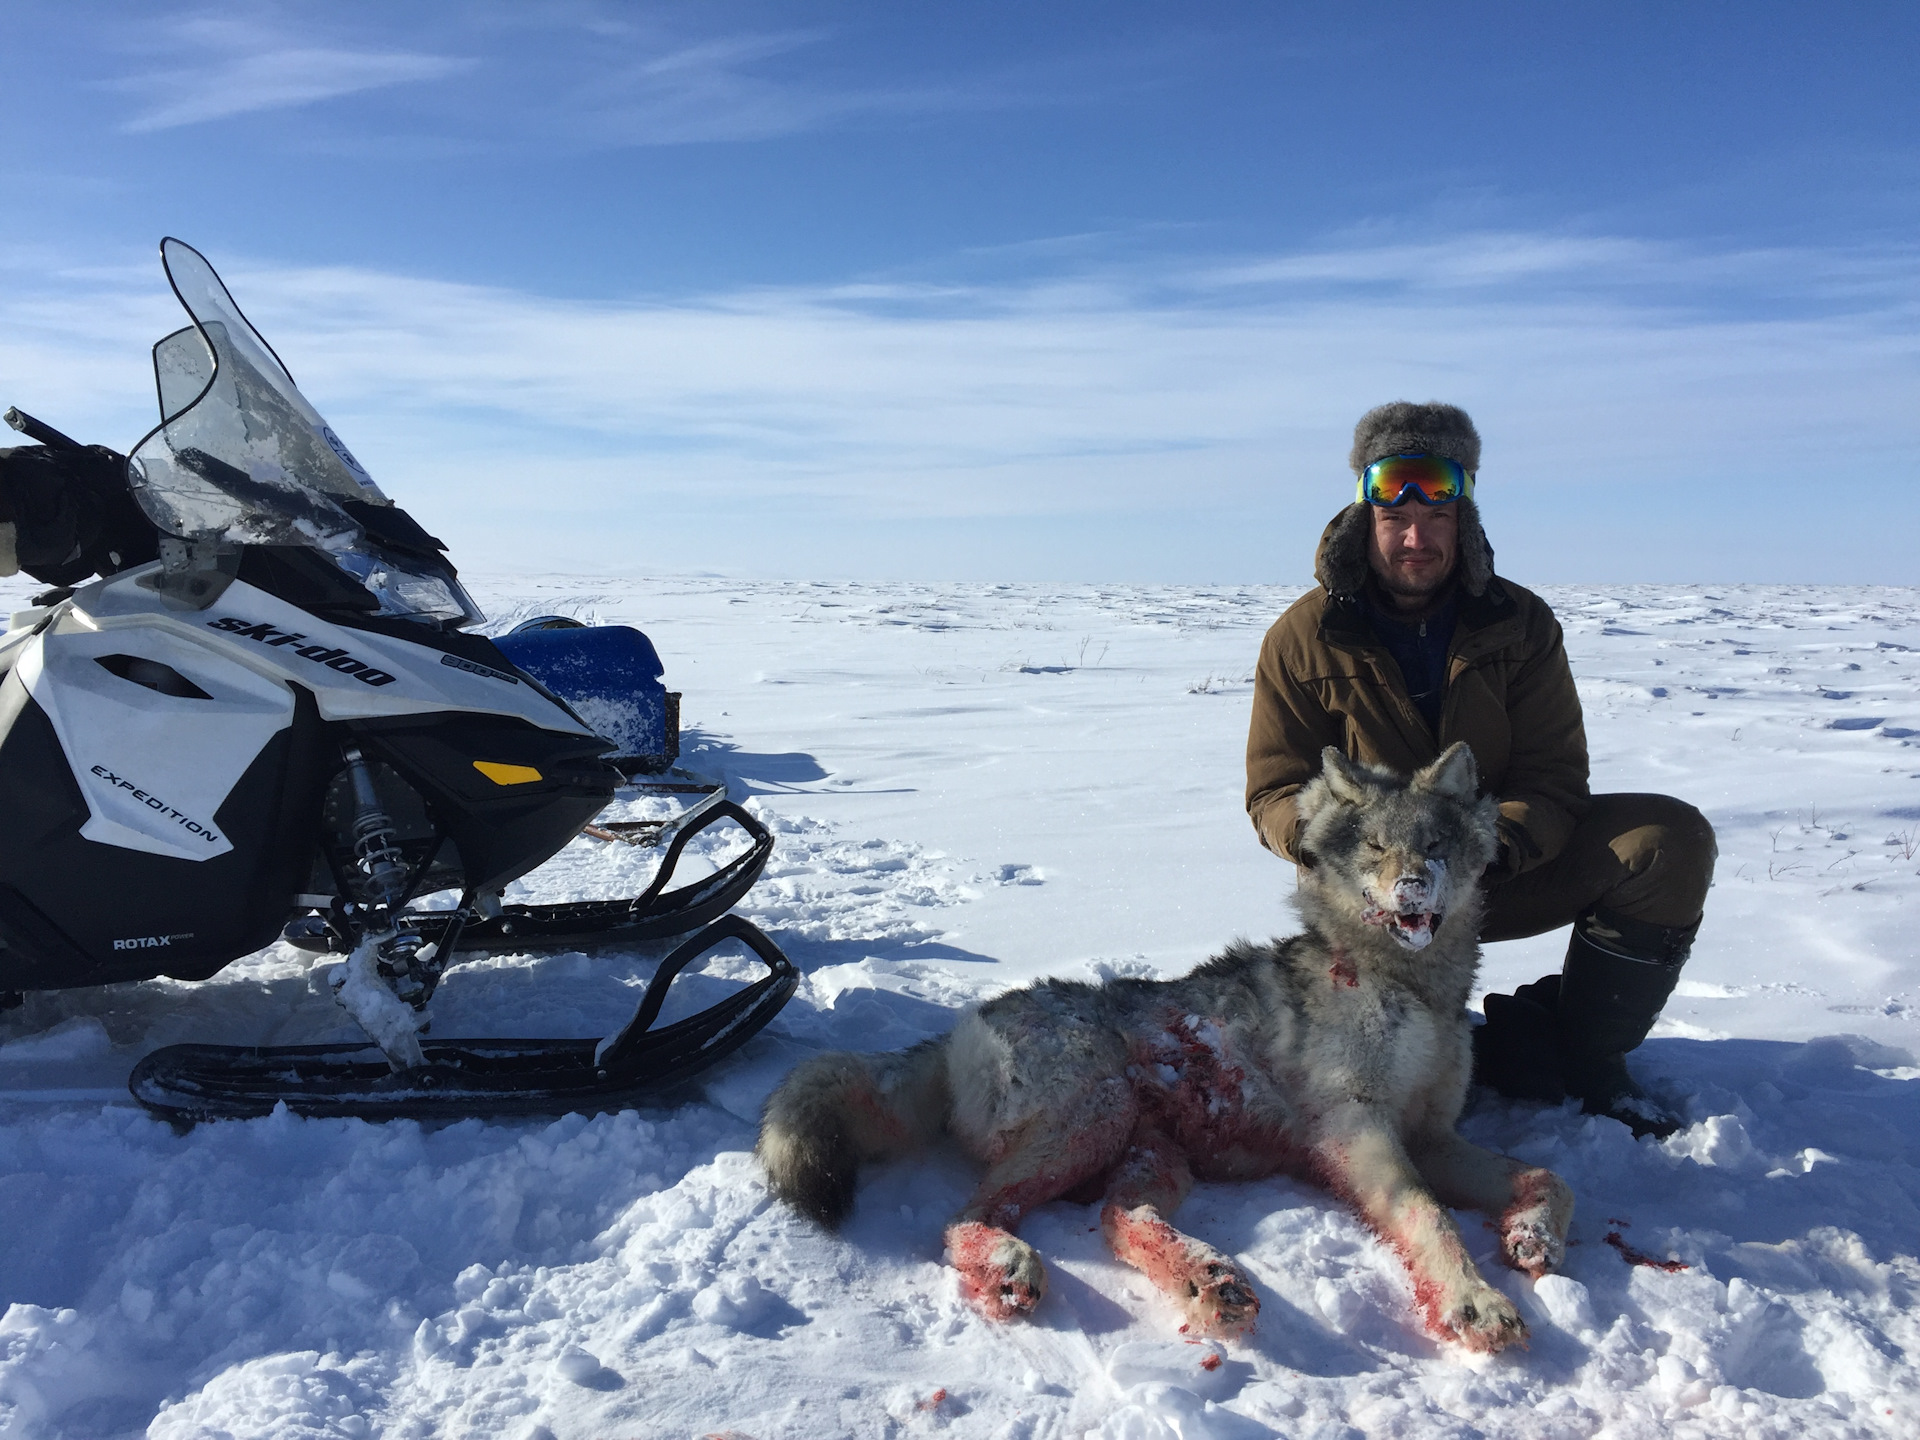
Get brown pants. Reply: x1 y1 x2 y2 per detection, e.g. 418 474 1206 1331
1481 794 1717 943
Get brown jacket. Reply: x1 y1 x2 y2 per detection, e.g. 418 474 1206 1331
1246 508 1589 877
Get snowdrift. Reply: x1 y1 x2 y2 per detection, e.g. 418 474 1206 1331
0 577 1914 1439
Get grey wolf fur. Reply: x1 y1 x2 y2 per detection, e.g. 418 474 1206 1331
758 744 1574 1353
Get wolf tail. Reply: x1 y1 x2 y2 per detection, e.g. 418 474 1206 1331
757 1036 952 1229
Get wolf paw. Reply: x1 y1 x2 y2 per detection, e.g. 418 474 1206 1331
1434 1282 1528 1354
1499 1171 1572 1278
956 1251 1045 1322
1501 1216 1566 1278
946 1221 1047 1323
1179 1259 1260 1338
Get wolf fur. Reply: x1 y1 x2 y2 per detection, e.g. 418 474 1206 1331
757 743 1573 1353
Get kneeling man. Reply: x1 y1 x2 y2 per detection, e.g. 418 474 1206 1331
1246 401 1715 1137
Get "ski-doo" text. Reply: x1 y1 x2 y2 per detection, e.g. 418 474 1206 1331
90 765 224 845
206 617 397 686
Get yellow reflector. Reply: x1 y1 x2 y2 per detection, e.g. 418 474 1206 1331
473 760 543 786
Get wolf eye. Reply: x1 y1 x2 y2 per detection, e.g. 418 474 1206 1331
1424 840 1444 855
1364 839 1386 853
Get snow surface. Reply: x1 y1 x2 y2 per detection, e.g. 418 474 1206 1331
0 576 1917 1440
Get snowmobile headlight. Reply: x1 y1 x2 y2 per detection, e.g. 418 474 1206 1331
330 545 485 628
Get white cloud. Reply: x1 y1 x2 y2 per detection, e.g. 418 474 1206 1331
98 6 1058 148
497 20 1047 149
565 30 853 144
220 236 1919 493
3 230 1917 580
1194 233 1661 291
119 46 470 132
105 10 471 132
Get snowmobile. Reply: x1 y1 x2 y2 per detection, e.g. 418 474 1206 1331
0 239 796 1122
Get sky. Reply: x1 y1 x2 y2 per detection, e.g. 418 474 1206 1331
1 0 1917 585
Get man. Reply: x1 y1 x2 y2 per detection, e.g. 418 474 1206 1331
1245 401 1715 1137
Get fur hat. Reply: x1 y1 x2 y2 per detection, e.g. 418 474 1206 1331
1348 400 1481 476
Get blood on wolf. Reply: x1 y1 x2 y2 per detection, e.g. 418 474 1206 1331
756 743 1574 1354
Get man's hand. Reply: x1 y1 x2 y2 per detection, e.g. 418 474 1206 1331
1487 816 1542 881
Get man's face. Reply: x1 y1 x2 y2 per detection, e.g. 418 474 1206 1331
1368 501 1459 604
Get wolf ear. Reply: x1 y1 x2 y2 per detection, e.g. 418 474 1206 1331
1413 742 1480 801
1318 746 1371 805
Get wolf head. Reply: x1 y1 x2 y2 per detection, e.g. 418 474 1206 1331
1293 744 1500 954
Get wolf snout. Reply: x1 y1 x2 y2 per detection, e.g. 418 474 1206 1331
1390 875 1433 909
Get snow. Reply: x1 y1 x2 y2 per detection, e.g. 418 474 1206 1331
1 575 1918 1438
326 941 427 1071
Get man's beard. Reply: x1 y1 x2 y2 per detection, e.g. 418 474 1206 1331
1378 557 1454 601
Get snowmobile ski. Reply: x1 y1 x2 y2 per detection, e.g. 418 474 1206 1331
129 913 798 1123
283 799 774 957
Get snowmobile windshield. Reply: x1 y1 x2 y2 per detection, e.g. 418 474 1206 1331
127 238 483 628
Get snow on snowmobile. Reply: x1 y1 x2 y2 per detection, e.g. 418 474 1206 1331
0 238 795 1123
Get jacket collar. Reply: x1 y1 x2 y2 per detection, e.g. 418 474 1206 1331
1321 574 1519 659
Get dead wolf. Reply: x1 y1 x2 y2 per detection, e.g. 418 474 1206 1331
757 743 1573 1352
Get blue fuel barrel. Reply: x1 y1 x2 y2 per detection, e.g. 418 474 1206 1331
493 618 680 774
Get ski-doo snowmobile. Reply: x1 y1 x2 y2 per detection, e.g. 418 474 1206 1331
0 239 795 1122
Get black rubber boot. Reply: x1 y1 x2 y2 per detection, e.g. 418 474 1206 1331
1555 909 1698 1139
1472 974 1567 1102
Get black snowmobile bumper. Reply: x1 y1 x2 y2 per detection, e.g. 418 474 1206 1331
284 800 775 956
129 914 798 1123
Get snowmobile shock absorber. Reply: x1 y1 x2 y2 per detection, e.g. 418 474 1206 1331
338 744 435 1005
340 745 410 908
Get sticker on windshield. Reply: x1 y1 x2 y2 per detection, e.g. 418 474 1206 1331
321 426 377 488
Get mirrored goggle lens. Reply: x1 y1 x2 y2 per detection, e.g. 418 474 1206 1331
1361 455 1471 506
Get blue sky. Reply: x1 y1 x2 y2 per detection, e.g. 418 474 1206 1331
1 1 1916 584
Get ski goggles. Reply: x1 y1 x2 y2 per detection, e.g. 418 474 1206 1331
1357 454 1475 507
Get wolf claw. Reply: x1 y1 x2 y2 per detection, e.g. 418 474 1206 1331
960 1269 1043 1321
1439 1285 1528 1353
